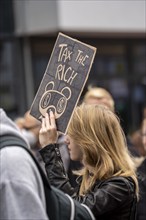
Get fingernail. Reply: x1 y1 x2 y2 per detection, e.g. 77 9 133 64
49 110 53 114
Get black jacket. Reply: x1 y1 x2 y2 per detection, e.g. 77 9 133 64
40 144 137 220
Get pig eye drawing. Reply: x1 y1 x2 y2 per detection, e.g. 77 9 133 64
41 93 51 109
39 81 71 119
57 97 66 113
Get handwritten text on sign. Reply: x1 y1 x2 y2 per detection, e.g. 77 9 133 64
56 44 89 84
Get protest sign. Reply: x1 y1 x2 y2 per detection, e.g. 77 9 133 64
30 32 96 133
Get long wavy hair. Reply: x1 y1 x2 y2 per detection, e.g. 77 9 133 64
68 103 138 196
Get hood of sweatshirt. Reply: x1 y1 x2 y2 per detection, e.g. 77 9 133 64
0 108 29 147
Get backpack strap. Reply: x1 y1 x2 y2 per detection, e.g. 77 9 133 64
0 135 29 150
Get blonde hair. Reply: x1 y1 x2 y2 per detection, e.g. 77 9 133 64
68 104 138 196
83 87 115 111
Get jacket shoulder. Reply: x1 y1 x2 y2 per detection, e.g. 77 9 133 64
96 176 135 193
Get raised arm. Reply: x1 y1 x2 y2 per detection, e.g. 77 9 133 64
39 111 76 195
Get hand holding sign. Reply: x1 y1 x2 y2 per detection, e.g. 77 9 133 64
30 33 96 134
39 111 58 147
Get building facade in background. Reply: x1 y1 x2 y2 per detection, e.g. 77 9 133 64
0 0 146 134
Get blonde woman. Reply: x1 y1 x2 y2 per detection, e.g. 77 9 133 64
39 104 138 220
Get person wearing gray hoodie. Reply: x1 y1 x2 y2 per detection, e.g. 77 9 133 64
0 108 48 220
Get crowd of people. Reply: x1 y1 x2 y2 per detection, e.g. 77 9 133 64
0 86 146 220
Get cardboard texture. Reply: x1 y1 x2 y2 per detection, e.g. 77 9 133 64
30 32 96 133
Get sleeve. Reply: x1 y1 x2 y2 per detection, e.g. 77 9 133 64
0 180 49 220
40 144 76 196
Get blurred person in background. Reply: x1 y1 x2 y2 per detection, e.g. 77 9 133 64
141 118 146 151
38 104 139 220
136 117 146 220
130 106 146 157
83 86 115 111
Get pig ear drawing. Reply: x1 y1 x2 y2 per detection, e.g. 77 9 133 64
61 87 71 100
45 81 55 91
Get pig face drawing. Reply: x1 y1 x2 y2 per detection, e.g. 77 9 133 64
39 81 71 119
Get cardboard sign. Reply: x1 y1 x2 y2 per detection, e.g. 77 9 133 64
30 32 96 133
